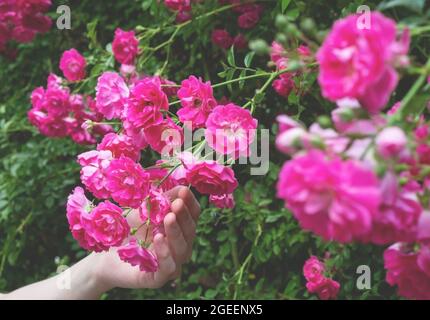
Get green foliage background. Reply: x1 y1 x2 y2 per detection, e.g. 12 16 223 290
1 0 429 299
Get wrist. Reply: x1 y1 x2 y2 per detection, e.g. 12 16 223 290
86 252 115 296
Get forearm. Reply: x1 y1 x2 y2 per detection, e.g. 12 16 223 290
0 253 111 300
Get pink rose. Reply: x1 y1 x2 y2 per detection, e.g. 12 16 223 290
112 28 139 65
145 117 183 156
418 144 430 165
81 200 130 249
417 211 430 244
105 156 151 208
122 118 149 150
59 48 86 82
270 41 286 64
39 86 70 118
95 72 129 120
277 150 380 243
303 256 325 283
125 77 168 131
306 277 340 300
384 243 430 300
169 151 198 185
176 10 192 23
164 0 191 11
140 188 171 226
117 238 159 272
276 114 301 133
317 12 409 113
186 160 238 195
211 29 233 49
205 103 258 159
66 187 103 252
27 84 71 138
65 117 96 145
272 73 294 98
77 150 113 199
375 126 408 159
369 173 422 245
209 193 235 209
237 5 262 29
177 75 217 128
97 132 141 162
297 44 311 58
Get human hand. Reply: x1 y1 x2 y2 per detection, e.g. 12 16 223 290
91 186 200 291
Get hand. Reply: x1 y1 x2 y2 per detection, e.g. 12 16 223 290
92 186 200 291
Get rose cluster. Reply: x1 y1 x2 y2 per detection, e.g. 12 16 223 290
0 0 52 58
219 0 263 29
21 18 261 271
276 11 430 299
211 1 263 50
163 0 193 23
303 256 340 300
269 41 311 99
62 64 259 270
28 71 112 144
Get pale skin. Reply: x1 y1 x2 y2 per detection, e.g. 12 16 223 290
0 186 200 300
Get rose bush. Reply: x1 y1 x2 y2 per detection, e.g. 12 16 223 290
1 0 430 300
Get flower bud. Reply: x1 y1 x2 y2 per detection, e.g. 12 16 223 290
249 39 269 56
276 127 307 155
285 23 300 37
375 126 407 159
276 114 301 133
275 33 288 45
317 115 331 128
275 14 289 30
300 18 316 34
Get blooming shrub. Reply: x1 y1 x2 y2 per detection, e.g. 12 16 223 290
0 0 52 58
275 9 430 300
2 0 430 300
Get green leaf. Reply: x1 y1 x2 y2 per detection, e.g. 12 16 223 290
286 8 300 21
227 46 236 67
288 91 298 104
280 0 292 13
244 51 255 68
205 289 218 299
86 20 99 49
141 0 153 10
378 0 425 13
226 69 235 92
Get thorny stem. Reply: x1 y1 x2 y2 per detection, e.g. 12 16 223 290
122 208 133 218
211 72 273 89
390 56 430 124
138 4 237 70
227 210 240 271
233 223 263 300
156 163 181 188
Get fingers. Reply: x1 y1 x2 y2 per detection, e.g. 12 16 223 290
178 187 201 223
165 186 201 223
164 186 184 202
151 234 177 288
164 212 189 262
171 199 196 248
